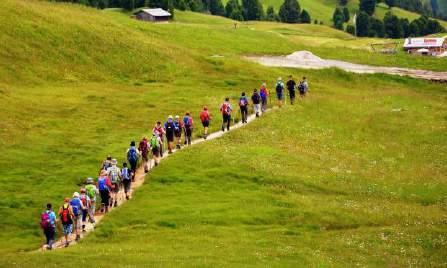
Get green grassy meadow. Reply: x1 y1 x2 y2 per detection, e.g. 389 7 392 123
0 0 446 266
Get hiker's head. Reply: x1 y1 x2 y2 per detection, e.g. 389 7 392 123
107 155 112 161
100 170 107 177
168 115 173 120
156 121 161 126
289 75 292 78
73 192 80 198
123 162 127 167
262 82 266 87
278 77 282 81
185 111 190 116
303 76 306 80
64 197 70 203
86 177 94 184
225 97 229 102
203 106 208 111
254 89 257 92
80 188 86 194
46 203 52 210
143 136 147 141
130 141 135 147
111 159 117 166
241 92 245 96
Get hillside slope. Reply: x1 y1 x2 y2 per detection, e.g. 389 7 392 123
0 0 446 266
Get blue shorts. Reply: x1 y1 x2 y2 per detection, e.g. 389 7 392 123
63 224 73 235
276 92 283 100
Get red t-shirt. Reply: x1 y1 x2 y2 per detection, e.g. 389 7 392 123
200 111 210 122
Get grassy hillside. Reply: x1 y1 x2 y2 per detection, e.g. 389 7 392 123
3 70 447 266
256 0 447 28
0 0 446 266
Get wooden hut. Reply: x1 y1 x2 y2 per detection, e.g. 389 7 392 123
403 37 447 56
134 8 171 23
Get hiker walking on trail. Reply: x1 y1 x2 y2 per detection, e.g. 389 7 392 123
40 203 56 250
85 178 97 224
298 77 309 99
220 97 233 131
199 106 211 139
174 115 183 149
100 155 112 173
79 188 91 233
150 133 162 166
59 198 74 247
97 170 112 213
127 141 140 181
275 77 285 107
239 92 249 123
70 192 84 242
251 89 261 117
286 75 296 105
183 112 194 146
139 137 149 173
260 83 269 112
165 115 175 154
153 122 165 157
121 162 132 200
107 159 122 208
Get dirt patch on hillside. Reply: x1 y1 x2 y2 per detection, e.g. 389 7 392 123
246 51 447 82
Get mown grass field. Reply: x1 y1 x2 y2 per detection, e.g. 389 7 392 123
0 0 446 266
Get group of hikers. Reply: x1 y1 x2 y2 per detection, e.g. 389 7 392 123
39 76 309 250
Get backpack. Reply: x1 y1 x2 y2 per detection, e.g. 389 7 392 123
183 116 192 128
109 167 119 184
102 160 111 171
150 137 159 149
98 177 108 191
239 97 247 107
70 199 81 216
298 82 306 92
60 204 72 225
252 93 260 103
276 82 283 92
139 140 148 154
127 147 138 163
85 185 96 199
221 103 231 115
40 211 50 229
165 122 174 133
122 168 131 181
80 195 88 208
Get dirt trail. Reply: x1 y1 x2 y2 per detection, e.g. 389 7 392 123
246 51 447 82
42 109 266 251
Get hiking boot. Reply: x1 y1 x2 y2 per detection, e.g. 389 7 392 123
168 151 173 154
75 235 80 242
114 201 118 207
126 195 129 200
176 144 181 149
65 241 70 248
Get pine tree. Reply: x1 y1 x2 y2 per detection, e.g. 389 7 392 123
210 0 225 16
385 0 395 8
383 11 402 38
279 0 301 23
241 0 264 20
359 0 376 16
225 0 243 20
332 8 345 28
121 0 135 10
339 0 348 5
300 9 311 23
346 24 356 35
356 11 370 36
342 7 350 22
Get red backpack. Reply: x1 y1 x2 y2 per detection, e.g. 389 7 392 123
221 103 230 115
60 204 72 224
40 211 50 229
80 195 88 208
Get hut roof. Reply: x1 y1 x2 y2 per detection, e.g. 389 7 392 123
137 8 171 17
404 37 445 49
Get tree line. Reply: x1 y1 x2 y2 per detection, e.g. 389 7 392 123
51 0 313 24
332 0 445 38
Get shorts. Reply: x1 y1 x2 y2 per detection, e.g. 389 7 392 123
81 209 88 222
123 180 131 193
152 147 160 157
111 182 120 193
202 120 209 128
289 90 295 99
141 151 148 162
174 131 182 138
100 189 109 204
276 92 283 100
129 160 137 172
73 215 82 231
166 133 174 142
63 224 73 235
222 114 231 123
299 90 306 96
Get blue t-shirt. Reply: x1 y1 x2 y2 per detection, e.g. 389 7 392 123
70 198 82 216
46 210 56 228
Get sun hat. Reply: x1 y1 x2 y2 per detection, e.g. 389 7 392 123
86 177 94 184
278 77 282 81
111 159 117 165
73 192 79 198
175 115 179 119
168 115 173 119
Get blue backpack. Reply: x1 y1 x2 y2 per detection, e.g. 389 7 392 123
98 177 108 191
127 147 138 163
70 198 81 216
183 116 192 128
121 168 131 181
